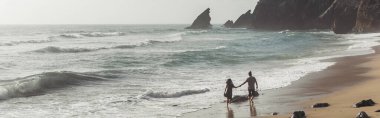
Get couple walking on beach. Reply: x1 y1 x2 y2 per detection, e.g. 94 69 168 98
224 71 258 107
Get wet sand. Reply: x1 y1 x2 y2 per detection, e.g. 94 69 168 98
181 46 380 118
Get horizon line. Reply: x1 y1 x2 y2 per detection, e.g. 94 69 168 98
0 23 225 25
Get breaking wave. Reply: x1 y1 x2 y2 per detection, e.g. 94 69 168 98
81 32 126 37
112 45 139 49
140 88 210 98
0 39 55 46
0 71 105 100
33 46 105 53
58 32 126 38
34 32 185 53
59 33 83 38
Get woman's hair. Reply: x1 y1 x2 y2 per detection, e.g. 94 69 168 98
226 79 233 86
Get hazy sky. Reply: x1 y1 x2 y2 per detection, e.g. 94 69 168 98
0 0 258 24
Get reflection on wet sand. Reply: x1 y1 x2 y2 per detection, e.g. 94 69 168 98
226 100 257 118
227 107 234 118
250 101 257 117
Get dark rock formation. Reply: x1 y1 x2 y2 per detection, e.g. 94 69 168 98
326 0 361 34
291 111 306 118
353 0 380 33
320 0 380 34
356 111 370 118
353 99 376 108
251 0 335 30
312 103 330 108
271 112 279 116
224 20 234 28
232 10 254 28
246 0 380 33
186 8 212 29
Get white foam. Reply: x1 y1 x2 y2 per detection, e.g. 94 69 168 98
0 39 55 46
185 30 209 35
155 32 185 42
80 32 126 37
257 33 380 90
58 32 126 38
59 33 83 38
254 57 335 90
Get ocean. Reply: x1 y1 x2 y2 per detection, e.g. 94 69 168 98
0 25 379 117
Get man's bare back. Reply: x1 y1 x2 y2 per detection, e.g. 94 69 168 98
246 76 257 90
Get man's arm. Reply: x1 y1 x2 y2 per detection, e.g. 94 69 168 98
238 80 247 87
255 81 258 90
255 78 258 90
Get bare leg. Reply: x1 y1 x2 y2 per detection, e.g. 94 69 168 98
226 99 229 107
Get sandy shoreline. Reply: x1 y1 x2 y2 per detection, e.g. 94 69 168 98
181 46 380 118
297 47 380 118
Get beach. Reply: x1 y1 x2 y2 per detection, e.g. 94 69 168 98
1 25 379 117
182 46 380 118
298 46 380 118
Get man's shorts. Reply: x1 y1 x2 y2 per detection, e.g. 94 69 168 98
248 89 255 97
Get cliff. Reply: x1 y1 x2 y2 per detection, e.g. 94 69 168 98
353 0 380 33
251 0 335 30
186 8 212 29
323 0 380 34
327 0 360 34
249 0 379 33
232 10 254 28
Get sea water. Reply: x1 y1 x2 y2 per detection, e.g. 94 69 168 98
0 25 379 117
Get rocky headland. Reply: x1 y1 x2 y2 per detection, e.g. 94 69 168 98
188 0 379 34
251 0 335 30
353 0 380 33
218 0 380 34
250 0 380 34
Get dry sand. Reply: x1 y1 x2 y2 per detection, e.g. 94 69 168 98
298 55 380 117
269 47 380 118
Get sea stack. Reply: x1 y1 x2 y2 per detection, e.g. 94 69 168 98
232 10 253 28
186 8 212 29
224 20 234 28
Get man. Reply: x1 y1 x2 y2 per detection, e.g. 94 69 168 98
238 71 258 101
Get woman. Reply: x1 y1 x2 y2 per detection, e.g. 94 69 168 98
224 79 237 107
